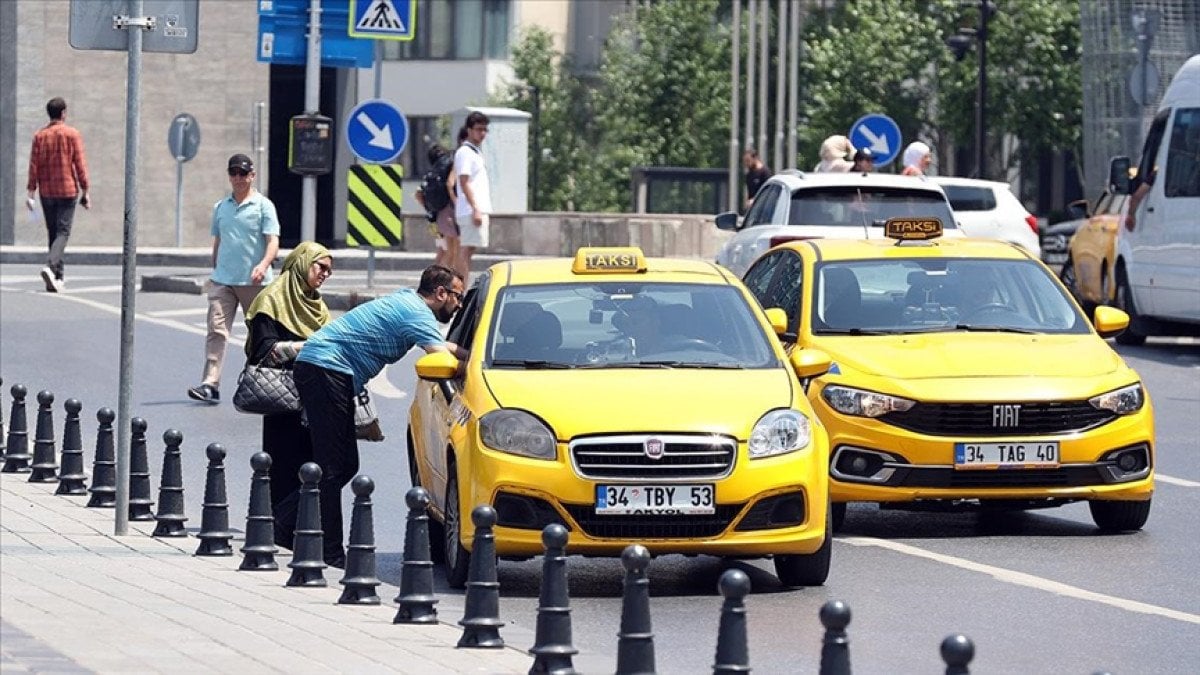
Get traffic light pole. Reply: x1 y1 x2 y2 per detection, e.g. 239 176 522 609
301 0 321 243
975 0 988 180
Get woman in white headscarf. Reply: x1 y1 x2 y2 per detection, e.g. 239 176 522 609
901 141 932 176
813 135 855 172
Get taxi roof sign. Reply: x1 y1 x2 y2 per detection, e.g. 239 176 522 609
884 217 943 241
572 247 648 274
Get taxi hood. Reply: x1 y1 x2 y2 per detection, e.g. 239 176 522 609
816 332 1124 380
482 368 794 440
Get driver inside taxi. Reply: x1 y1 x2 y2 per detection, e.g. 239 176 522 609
955 274 1004 319
613 296 667 356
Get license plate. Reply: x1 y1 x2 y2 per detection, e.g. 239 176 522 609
595 484 715 515
954 442 1060 469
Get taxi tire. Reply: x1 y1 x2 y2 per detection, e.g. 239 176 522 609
773 506 832 587
830 502 847 532
442 469 472 589
1088 498 1151 532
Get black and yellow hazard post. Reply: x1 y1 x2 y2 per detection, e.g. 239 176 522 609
347 164 404 287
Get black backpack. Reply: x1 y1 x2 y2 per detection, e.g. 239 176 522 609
420 154 453 219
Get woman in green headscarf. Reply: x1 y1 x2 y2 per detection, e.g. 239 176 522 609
244 241 333 548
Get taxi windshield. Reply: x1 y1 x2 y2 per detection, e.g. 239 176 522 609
789 187 956 230
487 282 779 369
811 258 1090 335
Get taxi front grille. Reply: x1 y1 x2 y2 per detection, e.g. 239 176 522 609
562 504 743 539
569 434 736 481
891 465 1108 489
881 402 1116 437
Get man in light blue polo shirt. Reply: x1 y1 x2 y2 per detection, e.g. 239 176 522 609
291 264 467 567
188 153 280 403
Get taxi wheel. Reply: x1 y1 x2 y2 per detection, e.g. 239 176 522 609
443 469 472 589
1114 268 1147 346
1089 498 1151 532
774 507 832 587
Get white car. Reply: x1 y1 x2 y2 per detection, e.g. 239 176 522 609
932 176 1040 254
714 171 960 276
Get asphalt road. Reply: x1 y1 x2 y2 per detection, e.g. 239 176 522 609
2 263 1198 674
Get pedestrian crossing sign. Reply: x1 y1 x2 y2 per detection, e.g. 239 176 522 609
348 0 415 41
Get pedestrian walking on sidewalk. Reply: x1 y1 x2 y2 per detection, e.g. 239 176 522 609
901 141 933 176
291 264 468 568
188 154 280 404
454 112 492 286
742 147 773 210
26 97 90 293
243 242 333 548
415 144 458 269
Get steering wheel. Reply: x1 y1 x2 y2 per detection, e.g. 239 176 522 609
961 302 1020 322
659 335 722 352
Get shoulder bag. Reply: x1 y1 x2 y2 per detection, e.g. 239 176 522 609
354 390 385 442
233 364 302 415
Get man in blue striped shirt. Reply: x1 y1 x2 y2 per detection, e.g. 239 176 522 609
292 264 467 567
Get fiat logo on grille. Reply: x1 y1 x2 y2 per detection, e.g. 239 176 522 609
644 438 665 460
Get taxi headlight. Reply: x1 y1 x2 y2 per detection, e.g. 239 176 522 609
479 410 557 460
748 409 811 459
821 385 915 418
1089 383 1144 415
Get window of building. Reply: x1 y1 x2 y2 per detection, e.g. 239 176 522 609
381 0 511 61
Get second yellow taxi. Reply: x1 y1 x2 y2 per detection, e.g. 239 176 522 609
407 247 834 588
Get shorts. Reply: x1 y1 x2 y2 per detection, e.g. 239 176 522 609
458 212 489 249
434 205 457 238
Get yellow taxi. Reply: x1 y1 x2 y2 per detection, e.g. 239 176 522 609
739 219 1155 532
1061 179 1132 311
407 247 835 588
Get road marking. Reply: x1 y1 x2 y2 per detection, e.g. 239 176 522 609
144 307 209 318
61 285 123 294
1157 473 1200 488
840 536 1200 625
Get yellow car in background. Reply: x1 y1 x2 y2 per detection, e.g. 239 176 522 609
1060 184 1131 311
407 247 834 588
740 220 1155 532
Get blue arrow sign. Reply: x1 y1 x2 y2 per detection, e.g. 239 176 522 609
848 113 902 167
346 99 408 164
348 0 415 41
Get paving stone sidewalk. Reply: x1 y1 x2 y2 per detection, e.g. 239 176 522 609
0 473 536 674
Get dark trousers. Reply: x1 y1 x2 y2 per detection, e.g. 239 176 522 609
40 196 77 280
292 361 358 566
262 410 312 549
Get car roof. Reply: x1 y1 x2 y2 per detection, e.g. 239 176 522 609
929 176 1012 190
766 170 948 194
776 236 1036 262
493 256 735 286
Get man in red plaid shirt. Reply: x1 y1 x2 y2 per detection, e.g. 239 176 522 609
26 97 90 293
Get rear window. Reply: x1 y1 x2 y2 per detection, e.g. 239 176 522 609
942 185 997 212
787 187 956 228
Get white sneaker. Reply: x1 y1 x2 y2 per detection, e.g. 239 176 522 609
39 267 59 293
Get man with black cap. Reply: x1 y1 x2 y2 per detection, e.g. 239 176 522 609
188 154 280 403
851 147 875 173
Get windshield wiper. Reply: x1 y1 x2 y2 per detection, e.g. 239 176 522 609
490 359 573 369
952 324 1039 335
633 360 744 369
817 328 891 336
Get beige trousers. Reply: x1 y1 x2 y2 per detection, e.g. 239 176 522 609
202 283 263 387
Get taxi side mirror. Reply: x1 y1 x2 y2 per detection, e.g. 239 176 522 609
415 351 459 380
715 211 740 231
789 348 832 380
764 307 789 336
1093 306 1130 338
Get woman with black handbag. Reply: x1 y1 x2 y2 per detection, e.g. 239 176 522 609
242 241 333 550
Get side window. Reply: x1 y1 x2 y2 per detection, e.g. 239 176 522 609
1164 108 1200 198
1136 108 1171 191
770 252 805 332
743 184 781 228
742 252 785 306
447 272 490 350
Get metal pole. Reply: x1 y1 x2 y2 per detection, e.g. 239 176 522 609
757 0 768 156
787 0 799 168
253 101 265 191
366 39 383 289
174 119 185 247
728 0 741 212
115 0 146 536
975 0 987 180
745 0 756 150
773 0 785 171
301 0 321 243
530 85 541 212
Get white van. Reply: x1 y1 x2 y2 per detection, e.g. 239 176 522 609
1109 54 1200 345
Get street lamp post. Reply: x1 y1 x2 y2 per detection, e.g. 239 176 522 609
946 0 993 179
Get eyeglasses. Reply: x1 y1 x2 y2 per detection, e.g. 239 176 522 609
313 261 333 276
441 286 463 301
228 168 252 177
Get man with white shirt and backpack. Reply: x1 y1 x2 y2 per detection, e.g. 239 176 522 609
453 111 491 285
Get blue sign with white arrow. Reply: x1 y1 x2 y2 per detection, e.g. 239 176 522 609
848 113 902 168
346 99 408 164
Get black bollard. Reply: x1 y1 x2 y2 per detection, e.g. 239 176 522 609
240 452 278 571
818 600 851 675
529 523 578 675
940 634 974 675
28 390 59 483
2 384 31 473
86 408 116 507
616 544 656 675
712 569 751 675
127 418 155 520
194 443 233 555
393 487 438 624
457 505 504 649
338 475 382 604
286 462 327 587
152 430 187 537
55 399 88 495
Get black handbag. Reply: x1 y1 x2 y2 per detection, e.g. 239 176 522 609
232 364 302 415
